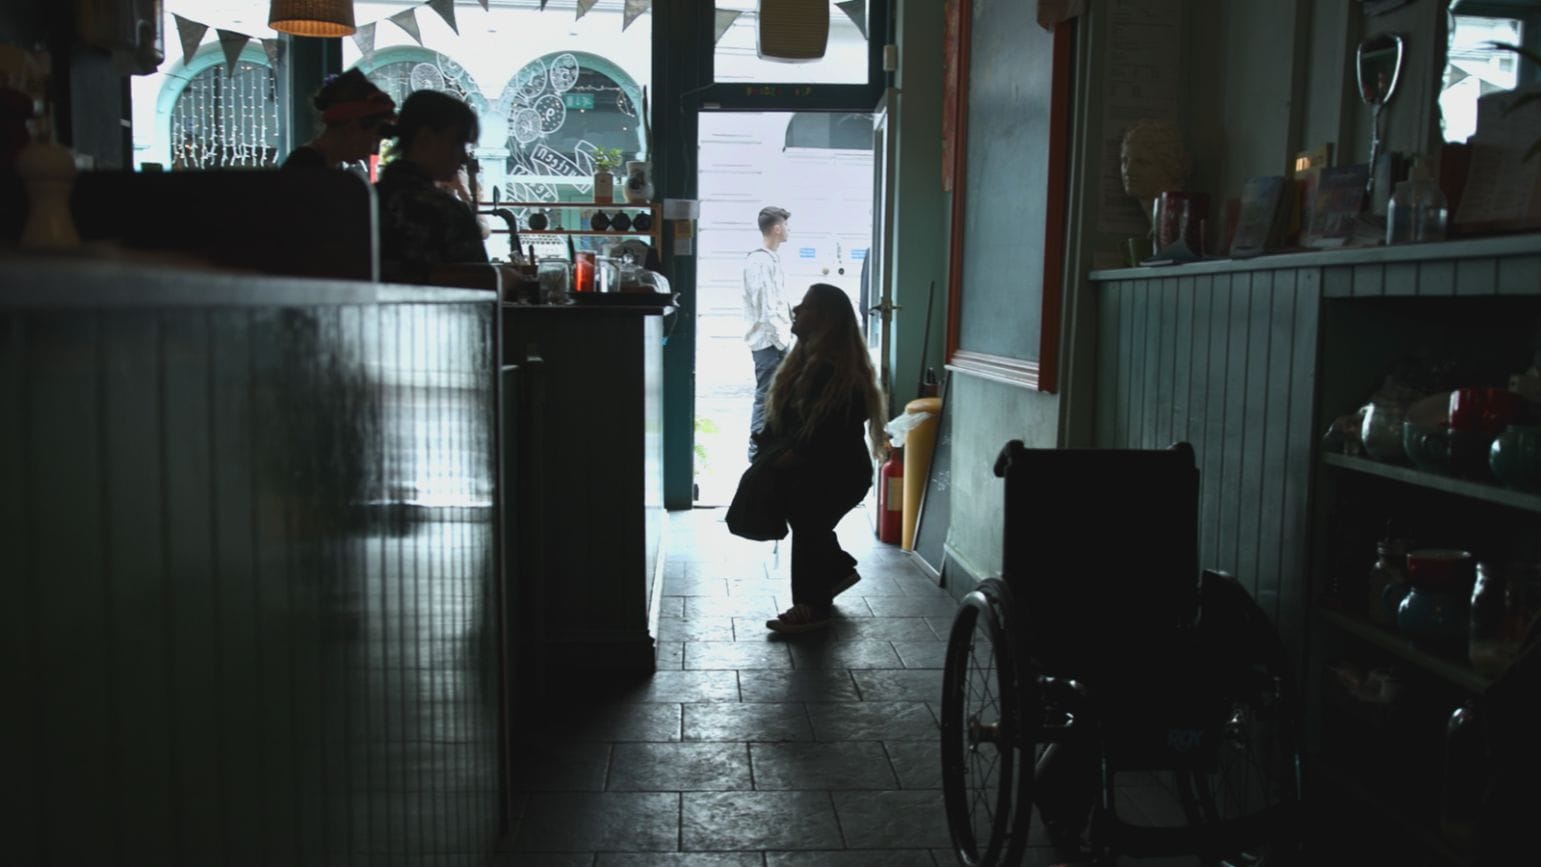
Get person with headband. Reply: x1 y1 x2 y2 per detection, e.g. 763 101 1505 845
282 69 397 172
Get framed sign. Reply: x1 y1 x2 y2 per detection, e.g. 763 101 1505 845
944 1 1075 392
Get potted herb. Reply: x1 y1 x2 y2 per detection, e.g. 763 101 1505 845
592 147 623 202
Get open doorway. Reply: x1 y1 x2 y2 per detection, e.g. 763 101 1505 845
692 111 875 505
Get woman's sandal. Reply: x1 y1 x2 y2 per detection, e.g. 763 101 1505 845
765 603 831 634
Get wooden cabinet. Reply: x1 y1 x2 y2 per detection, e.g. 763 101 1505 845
501 303 670 676
1307 250 1541 866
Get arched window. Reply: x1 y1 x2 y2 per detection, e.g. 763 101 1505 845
502 51 645 202
362 48 482 110
167 55 281 169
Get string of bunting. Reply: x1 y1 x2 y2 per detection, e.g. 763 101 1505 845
169 2 862 73
168 0 670 72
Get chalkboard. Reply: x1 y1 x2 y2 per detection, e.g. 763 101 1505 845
912 372 952 579
944 2 1072 390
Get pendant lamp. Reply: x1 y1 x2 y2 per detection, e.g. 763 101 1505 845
269 0 357 37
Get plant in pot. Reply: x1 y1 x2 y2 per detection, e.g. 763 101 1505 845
592 147 623 202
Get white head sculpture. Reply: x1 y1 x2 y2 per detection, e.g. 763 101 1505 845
1120 119 1190 232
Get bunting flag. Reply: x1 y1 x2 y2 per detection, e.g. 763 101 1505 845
576 0 600 21
479 0 489 9
215 29 250 75
836 0 868 39
173 14 207 68
713 9 742 44
427 0 459 35
388 7 423 45
260 37 285 71
352 22 377 63
623 0 651 31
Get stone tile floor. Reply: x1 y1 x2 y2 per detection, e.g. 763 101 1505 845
499 507 1202 866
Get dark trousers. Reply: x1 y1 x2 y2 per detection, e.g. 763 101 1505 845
748 345 785 462
783 470 867 609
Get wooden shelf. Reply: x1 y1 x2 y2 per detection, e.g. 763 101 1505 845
1314 759 1474 867
1319 609 1496 693
1322 453 1541 513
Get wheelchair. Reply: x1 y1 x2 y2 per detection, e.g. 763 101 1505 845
940 441 1302 866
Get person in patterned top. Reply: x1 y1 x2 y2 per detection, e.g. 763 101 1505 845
376 90 488 284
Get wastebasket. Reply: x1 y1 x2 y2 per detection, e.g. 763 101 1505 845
901 396 942 550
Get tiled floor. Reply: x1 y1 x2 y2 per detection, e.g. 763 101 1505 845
500 506 1203 866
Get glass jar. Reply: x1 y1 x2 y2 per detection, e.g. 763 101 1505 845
1470 562 1508 674
1367 539 1407 628
536 258 571 305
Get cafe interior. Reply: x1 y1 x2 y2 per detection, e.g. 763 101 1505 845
4 1 1540 865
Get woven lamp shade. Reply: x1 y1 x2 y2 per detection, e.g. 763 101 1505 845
269 0 357 37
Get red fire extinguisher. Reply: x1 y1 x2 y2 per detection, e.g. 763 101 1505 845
877 446 903 544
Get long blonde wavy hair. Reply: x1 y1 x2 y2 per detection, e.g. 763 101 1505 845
765 283 888 459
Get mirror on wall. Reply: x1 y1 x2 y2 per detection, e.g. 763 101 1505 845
1358 32 1406 198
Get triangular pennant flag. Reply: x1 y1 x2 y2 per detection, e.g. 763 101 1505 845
623 0 651 31
388 8 422 45
427 0 458 34
352 22 376 62
478 0 489 9
173 14 207 68
260 38 285 70
539 0 548 10
836 0 868 40
713 9 742 44
216 29 250 75
576 0 600 21
215 28 251 76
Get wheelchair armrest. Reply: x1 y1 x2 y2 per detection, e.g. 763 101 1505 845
1203 568 1235 583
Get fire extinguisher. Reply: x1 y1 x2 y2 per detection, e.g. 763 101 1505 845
877 446 903 544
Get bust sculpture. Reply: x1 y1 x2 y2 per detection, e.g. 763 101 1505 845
1120 119 1189 234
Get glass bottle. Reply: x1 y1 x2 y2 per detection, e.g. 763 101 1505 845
1469 562 1508 674
1440 701 1483 850
1367 538 1407 628
1386 155 1448 245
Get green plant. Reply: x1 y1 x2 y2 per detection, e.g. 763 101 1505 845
1486 41 1541 160
693 416 719 473
592 147 625 173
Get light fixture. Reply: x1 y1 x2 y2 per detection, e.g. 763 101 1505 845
757 0 830 62
268 0 357 37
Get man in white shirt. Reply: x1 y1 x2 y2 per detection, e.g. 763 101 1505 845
742 205 792 462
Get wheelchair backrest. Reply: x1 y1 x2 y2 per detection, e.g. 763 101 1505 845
996 441 1201 678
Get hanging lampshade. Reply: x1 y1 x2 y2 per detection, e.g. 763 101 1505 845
268 0 357 37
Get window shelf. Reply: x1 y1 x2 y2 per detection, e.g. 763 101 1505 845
1319 608 1496 694
1321 453 1541 514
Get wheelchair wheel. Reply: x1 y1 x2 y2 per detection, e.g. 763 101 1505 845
941 578 1032 867
1178 574 1303 866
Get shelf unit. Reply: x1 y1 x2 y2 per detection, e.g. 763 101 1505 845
1319 609 1496 693
479 200 662 242
1322 453 1541 513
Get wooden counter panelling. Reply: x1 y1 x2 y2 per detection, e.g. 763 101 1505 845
501 303 669 675
0 258 501 864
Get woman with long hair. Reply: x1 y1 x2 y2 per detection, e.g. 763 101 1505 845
759 283 888 634
282 69 396 171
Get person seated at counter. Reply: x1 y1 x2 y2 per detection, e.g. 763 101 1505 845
375 90 489 284
282 69 396 172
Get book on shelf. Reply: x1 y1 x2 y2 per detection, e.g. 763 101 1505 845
1228 175 1292 258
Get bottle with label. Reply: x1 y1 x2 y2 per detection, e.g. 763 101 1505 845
1386 156 1448 245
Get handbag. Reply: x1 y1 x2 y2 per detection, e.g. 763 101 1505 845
726 452 788 541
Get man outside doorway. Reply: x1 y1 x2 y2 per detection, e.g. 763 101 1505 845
743 205 792 462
